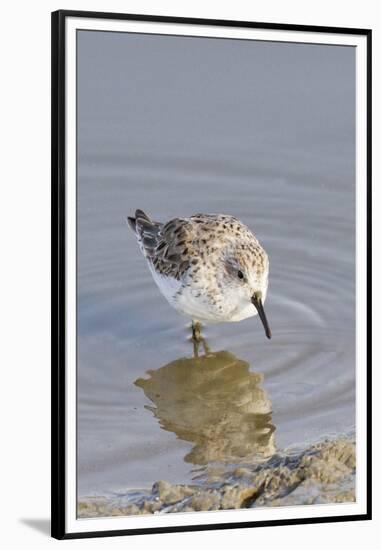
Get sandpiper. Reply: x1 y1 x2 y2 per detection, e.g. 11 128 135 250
127 210 271 343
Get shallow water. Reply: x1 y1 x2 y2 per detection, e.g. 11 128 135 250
76 32 356 497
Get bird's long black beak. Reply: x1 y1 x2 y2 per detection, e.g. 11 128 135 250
251 294 272 339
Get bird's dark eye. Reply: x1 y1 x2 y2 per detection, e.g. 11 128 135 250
237 270 244 280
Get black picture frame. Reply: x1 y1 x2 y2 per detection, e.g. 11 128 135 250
51 9 372 540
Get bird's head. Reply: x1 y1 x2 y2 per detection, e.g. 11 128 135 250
221 243 271 339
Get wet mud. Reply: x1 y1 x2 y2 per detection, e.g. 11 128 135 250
78 437 355 517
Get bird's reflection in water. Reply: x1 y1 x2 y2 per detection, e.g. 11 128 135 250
135 350 276 465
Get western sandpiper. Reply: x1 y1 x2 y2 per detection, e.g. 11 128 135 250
127 210 271 343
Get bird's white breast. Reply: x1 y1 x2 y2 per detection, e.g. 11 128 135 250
147 261 182 304
146 258 260 324
228 302 257 322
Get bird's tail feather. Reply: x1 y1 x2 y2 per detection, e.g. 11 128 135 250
127 210 162 258
127 209 152 233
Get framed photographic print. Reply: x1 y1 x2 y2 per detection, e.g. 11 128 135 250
51 10 372 540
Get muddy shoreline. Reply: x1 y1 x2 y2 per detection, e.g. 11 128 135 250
78 436 355 518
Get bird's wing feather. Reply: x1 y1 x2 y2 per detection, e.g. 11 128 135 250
129 211 195 280
149 217 195 280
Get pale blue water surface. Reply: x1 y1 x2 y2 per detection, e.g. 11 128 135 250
76 31 356 497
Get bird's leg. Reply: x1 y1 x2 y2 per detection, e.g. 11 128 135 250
192 338 200 358
201 337 210 355
191 321 202 358
191 321 210 357
191 321 202 342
